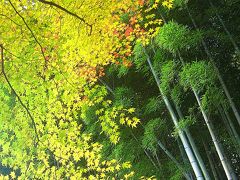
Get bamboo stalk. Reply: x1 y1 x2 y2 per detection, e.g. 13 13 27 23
175 104 211 179
203 141 219 179
186 5 240 127
143 47 204 179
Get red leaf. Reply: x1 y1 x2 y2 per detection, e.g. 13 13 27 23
125 26 134 37
138 0 145 6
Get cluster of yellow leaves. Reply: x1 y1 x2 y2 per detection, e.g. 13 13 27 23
96 102 140 144
78 85 141 144
148 0 174 10
162 0 174 9
0 82 135 179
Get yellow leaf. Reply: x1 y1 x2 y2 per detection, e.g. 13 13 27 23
10 172 16 179
127 108 135 113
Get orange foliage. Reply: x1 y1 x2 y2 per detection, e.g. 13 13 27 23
125 26 134 37
138 0 145 6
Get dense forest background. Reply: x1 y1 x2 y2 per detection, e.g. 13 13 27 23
0 0 240 179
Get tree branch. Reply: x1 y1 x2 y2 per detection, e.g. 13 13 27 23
0 13 22 27
37 0 92 35
8 0 48 67
0 44 40 143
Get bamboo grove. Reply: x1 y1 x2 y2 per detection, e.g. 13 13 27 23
0 0 240 179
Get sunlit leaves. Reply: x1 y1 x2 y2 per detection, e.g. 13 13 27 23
96 101 140 144
162 0 174 9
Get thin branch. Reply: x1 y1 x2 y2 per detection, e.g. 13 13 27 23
2 46 30 62
0 13 22 27
0 44 40 143
8 0 48 66
2 46 77 90
37 0 92 35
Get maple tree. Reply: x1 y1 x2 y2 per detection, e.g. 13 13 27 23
0 0 146 179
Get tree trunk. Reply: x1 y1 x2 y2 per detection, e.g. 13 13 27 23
203 141 219 180
219 107 237 141
208 0 240 53
193 91 237 180
222 106 240 146
177 50 237 179
160 7 237 179
186 5 240 127
154 151 162 169
175 104 211 179
218 107 240 155
143 48 204 179
177 138 194 179
177 137 189 165
158 141 192 180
